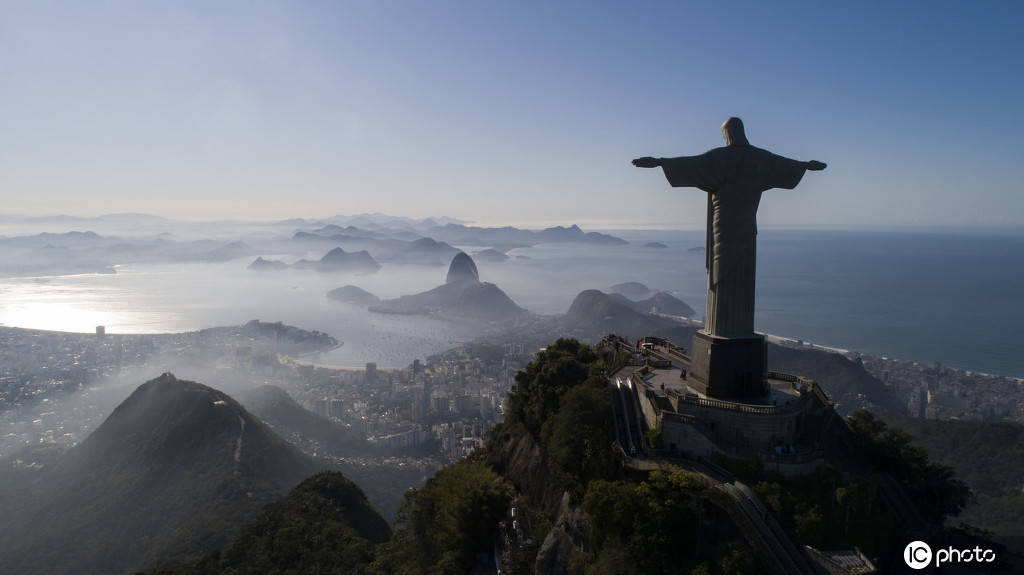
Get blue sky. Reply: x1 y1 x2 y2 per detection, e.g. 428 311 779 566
1 1 1021 229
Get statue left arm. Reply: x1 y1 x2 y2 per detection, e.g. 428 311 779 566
766 153 826 190
659 152 720 192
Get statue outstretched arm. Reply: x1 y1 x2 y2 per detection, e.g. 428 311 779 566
762 152 826 190
632 157 662 168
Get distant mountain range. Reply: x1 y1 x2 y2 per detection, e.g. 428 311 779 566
0 214 628 279
0 231 265 277
283 214 625 247
474 248 510 262
313 247 381 273
248 256 289 271
608 282 696 317
249 247 382 274
287 222 626 266
415 222 628 247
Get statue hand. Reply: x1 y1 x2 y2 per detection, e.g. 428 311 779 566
632 157 661 168
806 160 826 171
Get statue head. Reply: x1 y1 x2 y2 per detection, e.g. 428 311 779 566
721 117 749 146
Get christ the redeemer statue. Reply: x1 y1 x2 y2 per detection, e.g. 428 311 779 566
634 117 825 398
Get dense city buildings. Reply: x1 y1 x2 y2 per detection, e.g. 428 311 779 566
3 321 1021 471
283 342 529 462
859 354 1024 422
0 324 530 465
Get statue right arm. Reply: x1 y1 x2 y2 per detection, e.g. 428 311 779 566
660 153 718 191
632 157 662 168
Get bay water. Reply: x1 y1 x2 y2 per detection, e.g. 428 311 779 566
1 229 1021 377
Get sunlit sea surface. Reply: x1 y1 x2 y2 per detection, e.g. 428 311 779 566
2 230 1023 377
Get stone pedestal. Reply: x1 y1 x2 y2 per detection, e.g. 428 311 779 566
689 331 768 399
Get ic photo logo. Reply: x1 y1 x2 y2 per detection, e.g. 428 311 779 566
904 540 997 569
904 541 932 570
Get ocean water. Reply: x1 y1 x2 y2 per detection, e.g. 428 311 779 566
754 230 1024 376
606 229 1024 377
496 229 1024 377
1 230 1022 377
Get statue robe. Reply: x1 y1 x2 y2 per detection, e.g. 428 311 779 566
661 145 807 338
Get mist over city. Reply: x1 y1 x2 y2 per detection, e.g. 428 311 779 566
3 2 1024 574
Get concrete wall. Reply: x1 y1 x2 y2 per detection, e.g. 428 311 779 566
668 396 809 451
660 413 718 458
761 457 827 478
634 373 834 476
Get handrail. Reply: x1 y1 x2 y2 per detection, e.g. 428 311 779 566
766 370 797 382
666 349 692 364
660 387 808 415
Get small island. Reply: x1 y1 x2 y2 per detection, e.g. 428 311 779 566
248 257 289 271
473 248 509 263
326 285 380 306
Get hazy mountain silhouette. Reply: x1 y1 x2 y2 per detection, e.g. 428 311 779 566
371 252 525 321
0 373 324 575
310 224 375 238
247 256 288 270
473 248 510 262
627 291 696 317
292 230 351 242
397 236 461 264
559 289 680 338
326 284 380 306
240 385 371 455
203 241 252 262
609 281 655 299
606 283 696 317
292 231 460 265
317 247 381 273
536 224 628 244
446 251 480 284
404 221 628 247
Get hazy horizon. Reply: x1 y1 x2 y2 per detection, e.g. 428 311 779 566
4 211 1024 238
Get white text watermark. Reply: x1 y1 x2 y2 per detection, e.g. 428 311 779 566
904 541 996 570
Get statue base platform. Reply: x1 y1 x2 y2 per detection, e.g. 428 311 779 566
689 331 768 399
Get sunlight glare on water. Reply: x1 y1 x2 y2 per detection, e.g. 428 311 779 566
0 273 184 333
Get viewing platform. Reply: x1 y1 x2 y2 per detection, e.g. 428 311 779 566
600 334 839 476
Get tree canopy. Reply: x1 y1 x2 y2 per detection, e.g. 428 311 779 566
373 458 514 575
848 409 970 523
507 338 602 437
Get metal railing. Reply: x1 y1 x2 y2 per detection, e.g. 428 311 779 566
658 386 809 415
